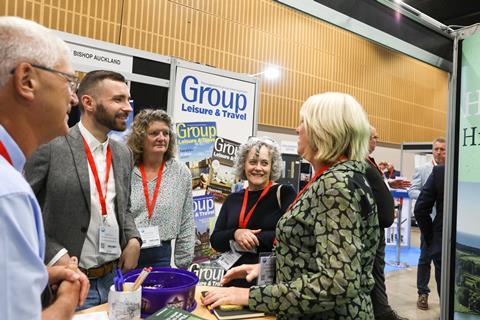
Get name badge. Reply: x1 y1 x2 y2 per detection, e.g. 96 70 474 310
229 240 257 254
216 251 242 271
99 224 120 254
257 252 276 286
138 226 161 249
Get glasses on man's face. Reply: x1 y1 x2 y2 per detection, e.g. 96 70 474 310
10 63 80 93
30 64 80 93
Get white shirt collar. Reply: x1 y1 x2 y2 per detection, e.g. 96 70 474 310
78 120 109 152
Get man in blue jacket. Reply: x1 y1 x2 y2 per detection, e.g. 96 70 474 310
414 165 445 300
409 137 446 310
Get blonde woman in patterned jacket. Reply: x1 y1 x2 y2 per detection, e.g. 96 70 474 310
202 92 379 319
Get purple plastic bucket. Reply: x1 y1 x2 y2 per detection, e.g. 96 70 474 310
124 267 199 318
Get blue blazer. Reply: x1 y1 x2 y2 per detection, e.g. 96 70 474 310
414 165 445 258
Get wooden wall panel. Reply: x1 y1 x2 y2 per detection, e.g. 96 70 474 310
2 0 448 144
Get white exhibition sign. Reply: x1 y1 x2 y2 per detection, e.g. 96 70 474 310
171 64 258 262
67 42 133 73
280 140 299 155
172 65 256 143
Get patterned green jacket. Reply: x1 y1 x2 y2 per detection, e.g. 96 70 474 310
248 160 379 319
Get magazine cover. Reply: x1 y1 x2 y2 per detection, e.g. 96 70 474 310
206 137 240 203
176 122 216 190
192 194 216 262
188 262 225 287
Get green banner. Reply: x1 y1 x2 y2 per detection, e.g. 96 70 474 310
455 31 480 319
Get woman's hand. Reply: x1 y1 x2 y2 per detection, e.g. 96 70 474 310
201 287 250 309
118 238 141 272
234 229 261 251
221 264 260 286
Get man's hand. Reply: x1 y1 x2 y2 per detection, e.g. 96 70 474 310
388 178 412 189
47 257 90 307
118 238 141 273
52 253 72 266
41 278 81 320
234 229 261 251
42 279 81 320
56 279 81 306
220 264 260 286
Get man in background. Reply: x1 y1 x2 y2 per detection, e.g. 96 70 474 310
367 126 408 320
0 16 88 319
414 165 445 301
25 70 142 309
385 163 401 180
408 137 446 310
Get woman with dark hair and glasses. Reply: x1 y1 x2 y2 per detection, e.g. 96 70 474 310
210 136 296 287
127 109 194 269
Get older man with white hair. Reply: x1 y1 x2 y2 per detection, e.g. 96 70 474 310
0 16 88 319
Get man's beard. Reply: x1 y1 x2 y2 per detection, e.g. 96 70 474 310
95 102 127 132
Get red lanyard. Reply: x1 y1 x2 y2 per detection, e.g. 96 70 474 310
286 164 331 212
0 141 13 165
367 157 383 177
139 161 165 220
82 136 112 216
239 180 273 229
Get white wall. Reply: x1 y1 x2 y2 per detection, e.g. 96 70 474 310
371 145 416 180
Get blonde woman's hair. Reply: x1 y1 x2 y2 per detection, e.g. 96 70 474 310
299 92 370 163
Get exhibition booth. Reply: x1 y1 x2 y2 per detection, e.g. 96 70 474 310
47 2 480 319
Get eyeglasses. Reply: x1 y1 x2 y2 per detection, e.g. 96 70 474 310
31 64 80 93
10 63 80 93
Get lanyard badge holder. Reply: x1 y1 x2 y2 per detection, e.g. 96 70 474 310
218 182 275 272
257 251 276 285
216 240 244 271
137 162 165 249
138 224 161 249
82 136 120 254
99 223 120 254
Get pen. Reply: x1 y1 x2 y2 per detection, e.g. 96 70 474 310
114 276 121 291
201 291 214 314
115 268 124 292
206 305 214 314
132 266 152 291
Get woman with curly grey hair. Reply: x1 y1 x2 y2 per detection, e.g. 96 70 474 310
210 136 296 287
127 109 194 269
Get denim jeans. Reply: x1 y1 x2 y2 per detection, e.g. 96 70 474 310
137 241 172 268
76 270 115 311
